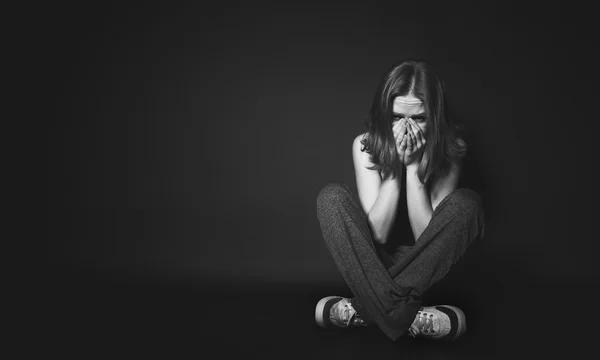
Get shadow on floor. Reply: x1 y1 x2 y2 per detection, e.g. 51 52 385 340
39 265 588 359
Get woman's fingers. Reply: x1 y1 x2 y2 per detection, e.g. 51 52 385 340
392 119 399 132
410 119 426 146
417 128 426 146
409 119 425 149
397 134 406 164
399 134 407 149
399 118 407 136
394 119 407 141
408 123 420 149
393 118 405 128
401 124 407 142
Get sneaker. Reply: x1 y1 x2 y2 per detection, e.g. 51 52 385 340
315 296 367 328
408 305 467 341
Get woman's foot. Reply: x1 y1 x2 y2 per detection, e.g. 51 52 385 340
408 305 467 341
315 298 466 341
315 296 367 328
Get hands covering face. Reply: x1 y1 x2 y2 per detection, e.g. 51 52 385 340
392 118 427 167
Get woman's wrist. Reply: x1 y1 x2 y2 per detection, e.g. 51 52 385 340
405 163 419 174
405 163 426 188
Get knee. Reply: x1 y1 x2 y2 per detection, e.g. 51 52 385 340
446 188 483 214
445 188 485 235
316 182 350 213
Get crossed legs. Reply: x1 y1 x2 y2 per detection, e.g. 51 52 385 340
316 182 485 340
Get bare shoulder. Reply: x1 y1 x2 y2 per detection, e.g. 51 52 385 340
353 132 368 146
352 132 374 166
353 132 383 214
352 133 367 151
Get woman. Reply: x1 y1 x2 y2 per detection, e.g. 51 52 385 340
315 60 485 341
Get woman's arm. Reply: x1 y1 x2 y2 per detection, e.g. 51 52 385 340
352 134 403 245
405 163 433 241
429 158 462 211
403 120 463 241
406 158 462 241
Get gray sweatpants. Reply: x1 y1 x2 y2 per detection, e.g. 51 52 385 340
316 182 485 341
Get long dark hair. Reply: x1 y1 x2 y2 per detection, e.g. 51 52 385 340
360 60 466 187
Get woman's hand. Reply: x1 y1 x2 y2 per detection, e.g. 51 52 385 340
403 118 427 167
392 118 408 165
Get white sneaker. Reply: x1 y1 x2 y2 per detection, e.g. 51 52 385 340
315 296 367 328
408 305 467 341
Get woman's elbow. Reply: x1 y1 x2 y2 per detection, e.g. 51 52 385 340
366 218 388 245
372 234 387 245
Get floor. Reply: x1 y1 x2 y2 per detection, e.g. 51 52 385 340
39 267 589 359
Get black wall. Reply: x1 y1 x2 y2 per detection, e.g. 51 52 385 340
45 2 597 292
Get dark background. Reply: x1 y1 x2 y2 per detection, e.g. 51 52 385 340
41 1 597 358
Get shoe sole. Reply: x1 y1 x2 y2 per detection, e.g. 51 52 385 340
315 296 342 328
439 305 467 341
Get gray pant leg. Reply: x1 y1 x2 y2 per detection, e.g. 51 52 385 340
316 183 485 341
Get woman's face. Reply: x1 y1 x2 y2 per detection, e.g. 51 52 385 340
391 94 428 137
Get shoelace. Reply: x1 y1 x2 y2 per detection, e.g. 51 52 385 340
408 311 435 337
336 301 364 327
